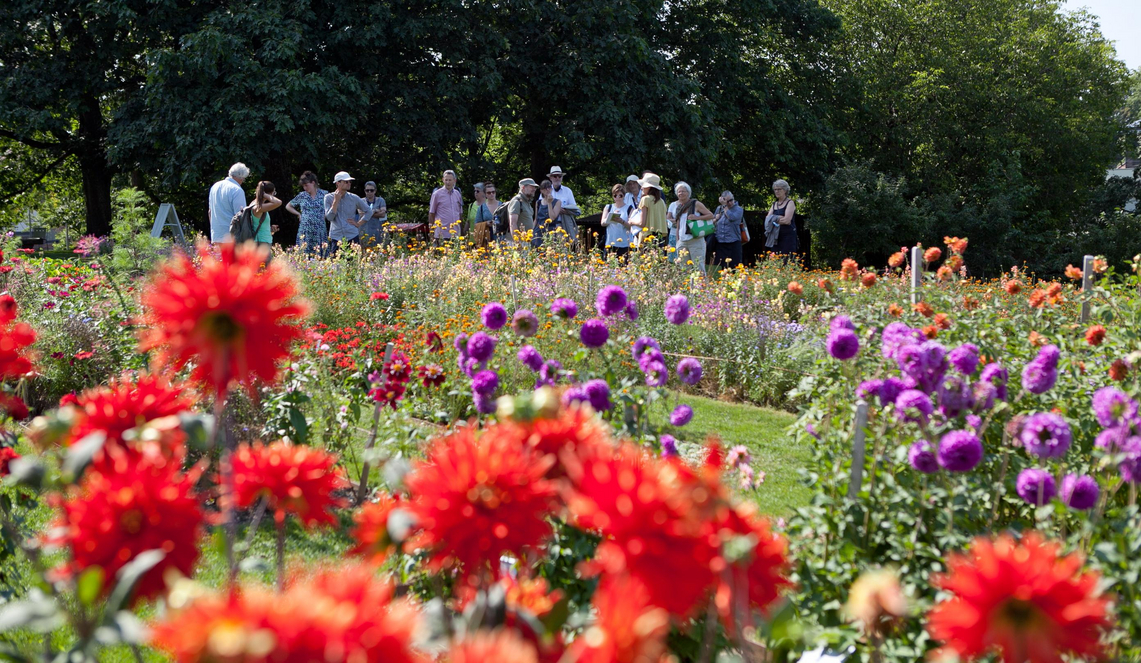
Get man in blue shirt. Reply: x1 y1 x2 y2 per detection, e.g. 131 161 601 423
324 171 373 256
711 190 748 268
208 163 249 244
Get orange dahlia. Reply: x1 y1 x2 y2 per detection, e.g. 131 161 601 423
944 236 969 254
924 247 942 263
563 443 719 617
138 242 310 396
888 251 906 269
839 259 859 280
927 532 1110 663
152 563 424 663
230 440 348 528
446 629 540 663
0 294 35 379
50 457 204 603
787 281 804 295
887 303 903 317
1065 264 1083 280
404 426 558 580
817 278 834 293
1004 280 1023 295
913 301 934 317
861 273 877 288
1085 324 1106 346
350 491 408 564
569 573 670 663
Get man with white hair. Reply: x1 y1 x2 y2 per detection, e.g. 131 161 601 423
208 162 249 244
546 166 579 241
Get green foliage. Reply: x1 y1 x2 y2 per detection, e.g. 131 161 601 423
812 162 926 268
109 189 168 276
823 0 1129 272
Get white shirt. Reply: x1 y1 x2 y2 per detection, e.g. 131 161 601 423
601 202 634 247
208 177 246 243
550 184 577 213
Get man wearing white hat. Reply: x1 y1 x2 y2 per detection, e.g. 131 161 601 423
623 174 642 208
546 166 580 242
324 171 372 255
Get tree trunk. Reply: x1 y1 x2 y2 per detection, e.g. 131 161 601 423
80 151 113 237
77 95 113 237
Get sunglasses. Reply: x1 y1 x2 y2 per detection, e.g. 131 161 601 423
550 174 563 178
365 189 375 192
486 190 496 194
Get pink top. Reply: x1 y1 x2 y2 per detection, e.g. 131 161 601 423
428 187 464 238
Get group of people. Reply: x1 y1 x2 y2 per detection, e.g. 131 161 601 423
208 164 387 256
208 162 801 270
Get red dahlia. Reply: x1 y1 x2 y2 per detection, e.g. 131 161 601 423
50 457 204 603
0 446 20 476
350 491 408 564
138 242 310 396
230 440 348 528
151 563 424 663
570 573 670 663
502 405 608 479
418 363 446 388
66 373 193 469
0 294 35 379
563 443 720 617
927 532 1110 663
405 426 558 582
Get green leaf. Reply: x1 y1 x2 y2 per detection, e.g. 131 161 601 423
61 431 107 483
3 458 45 490
105 549 165 616
0 591 62 633
76 567 105 607
288 407 309 444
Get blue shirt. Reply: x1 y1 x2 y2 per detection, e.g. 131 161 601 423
208 177 246 242
323 191 372 240
714 203 745 243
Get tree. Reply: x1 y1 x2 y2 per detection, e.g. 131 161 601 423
822 0 1129 268
0 0 207 236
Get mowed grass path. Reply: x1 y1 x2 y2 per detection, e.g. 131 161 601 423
676 394 808 516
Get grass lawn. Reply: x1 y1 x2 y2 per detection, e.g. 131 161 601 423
673 393 807 516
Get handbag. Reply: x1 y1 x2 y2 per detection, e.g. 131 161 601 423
683 200 715 239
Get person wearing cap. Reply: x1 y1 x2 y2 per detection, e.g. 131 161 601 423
637 173 669 249
428 170 464 240
359 181 387 250
323 171 372 256
507 178 539 244
546 166 579 242
623 175 642 208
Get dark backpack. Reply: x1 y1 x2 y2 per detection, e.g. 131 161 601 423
493 198 514 235
228 204 265 243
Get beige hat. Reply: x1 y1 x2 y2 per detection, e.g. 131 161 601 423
548 166 567 177
518 178 539 188
638 173 662 191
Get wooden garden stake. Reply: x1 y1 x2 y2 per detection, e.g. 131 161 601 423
910 246 923 305
510 274 518 312
1080 254 1093 323
357 342 395 503
848 400 870 499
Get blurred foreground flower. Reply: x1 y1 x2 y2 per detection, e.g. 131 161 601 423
138 242 310 396
926 532 1110 663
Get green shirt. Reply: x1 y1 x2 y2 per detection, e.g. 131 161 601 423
252 211 272 243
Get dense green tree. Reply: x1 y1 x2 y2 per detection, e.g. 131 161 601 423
0 0 207 235
823 0 1129 268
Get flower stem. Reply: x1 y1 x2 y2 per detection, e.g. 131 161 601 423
276 518 286 593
